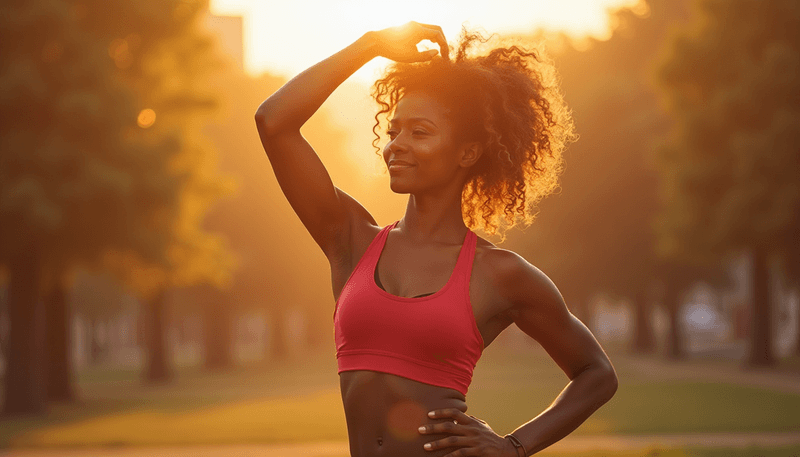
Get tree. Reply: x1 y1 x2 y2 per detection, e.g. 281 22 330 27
505 0 692 354
655 0 800 366
0 0 235 414
197 58 350 363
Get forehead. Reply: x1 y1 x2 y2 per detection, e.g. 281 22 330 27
391 91 451 124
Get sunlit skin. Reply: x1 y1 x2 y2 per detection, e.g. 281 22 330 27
255 21 618 457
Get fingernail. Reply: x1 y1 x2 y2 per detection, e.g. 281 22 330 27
428 411 435 417
418 426 425 433
424 443 432 450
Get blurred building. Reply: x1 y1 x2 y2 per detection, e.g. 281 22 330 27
588 250 800 359
203 13 244 71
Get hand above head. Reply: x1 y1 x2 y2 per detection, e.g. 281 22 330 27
418 409 520 457
369 21 449 63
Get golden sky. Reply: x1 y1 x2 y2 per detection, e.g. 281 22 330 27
209 0 644 81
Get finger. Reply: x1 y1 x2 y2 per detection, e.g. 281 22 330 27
423 435 463 451
412 49 438 62
418 419 465 435
417 24 449 61
428 409 473 424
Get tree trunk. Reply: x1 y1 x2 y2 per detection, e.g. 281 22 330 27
203 298 233 371
792 260 800 358
269 306 288 361
144 289 172 383
2 244 47 416
631 287 656 354
664 275 685 360
88 317 102 364
45 281 75 402
747 247 775 367
795 276 800 357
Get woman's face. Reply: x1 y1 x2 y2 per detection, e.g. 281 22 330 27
383 90 463 192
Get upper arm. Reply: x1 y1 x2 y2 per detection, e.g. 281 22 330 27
254 114 375 261
497 251 617 383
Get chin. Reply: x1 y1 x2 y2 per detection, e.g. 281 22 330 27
389 182 412 194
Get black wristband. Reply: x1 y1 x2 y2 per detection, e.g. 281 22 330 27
504 433 527 457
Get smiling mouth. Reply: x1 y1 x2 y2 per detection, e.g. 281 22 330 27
389 164 415 172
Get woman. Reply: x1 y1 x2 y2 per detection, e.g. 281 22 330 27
255 21 618 457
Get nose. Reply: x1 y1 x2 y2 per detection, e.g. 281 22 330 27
386 131 410 153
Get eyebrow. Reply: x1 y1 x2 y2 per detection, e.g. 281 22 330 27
387 117 437 128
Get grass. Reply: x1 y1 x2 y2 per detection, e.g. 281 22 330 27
320 446 800 457
467 344 800 436
528 445 800 456
0 344 799 448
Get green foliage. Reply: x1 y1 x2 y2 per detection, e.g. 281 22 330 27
0 0 237 295
655 0 800 262
508 0 691 301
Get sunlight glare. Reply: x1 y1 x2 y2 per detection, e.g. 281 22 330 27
210 0 644 81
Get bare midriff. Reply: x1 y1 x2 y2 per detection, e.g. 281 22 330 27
339 370 470 457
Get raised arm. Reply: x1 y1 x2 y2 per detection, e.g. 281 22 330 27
254 23 448 261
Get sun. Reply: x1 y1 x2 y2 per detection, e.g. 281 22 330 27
209 0 646 81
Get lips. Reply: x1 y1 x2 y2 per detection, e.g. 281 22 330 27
389 160 415 167
388 162 415 173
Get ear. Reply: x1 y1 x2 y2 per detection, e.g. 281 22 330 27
459 142 483 167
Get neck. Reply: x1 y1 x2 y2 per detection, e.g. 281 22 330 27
398 192 468 245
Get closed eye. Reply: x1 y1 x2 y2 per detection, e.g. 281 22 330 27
385 128 428 139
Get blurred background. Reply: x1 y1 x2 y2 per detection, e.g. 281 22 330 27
0 0 799 455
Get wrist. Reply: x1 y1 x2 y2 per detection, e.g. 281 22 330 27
504 434 526 457
356 31 381 61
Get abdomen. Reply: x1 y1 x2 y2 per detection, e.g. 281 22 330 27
339 370 469 457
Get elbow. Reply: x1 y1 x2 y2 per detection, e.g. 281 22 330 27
254 105 279 137
581 362 617 402
599 366 618 401
254 104 300 137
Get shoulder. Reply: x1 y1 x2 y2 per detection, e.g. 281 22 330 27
485 248 567 322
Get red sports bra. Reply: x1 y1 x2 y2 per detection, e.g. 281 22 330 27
333 220 485 396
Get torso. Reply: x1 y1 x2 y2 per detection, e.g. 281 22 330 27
329 221 516 457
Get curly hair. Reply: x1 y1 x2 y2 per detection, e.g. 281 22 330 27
370 26 576 243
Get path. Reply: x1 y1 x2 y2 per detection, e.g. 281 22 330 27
2 432 800 456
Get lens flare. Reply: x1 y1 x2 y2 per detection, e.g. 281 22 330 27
387 400 426 441
137 109 156 128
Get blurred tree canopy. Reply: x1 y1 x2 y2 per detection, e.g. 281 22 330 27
655 0 800 365
195 61 352 357
505 0 692 345
0 0 236 414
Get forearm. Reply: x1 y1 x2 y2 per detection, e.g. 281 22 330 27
255 31 379 133
510 366 617 455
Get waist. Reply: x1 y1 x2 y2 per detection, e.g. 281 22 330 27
339 370 468 457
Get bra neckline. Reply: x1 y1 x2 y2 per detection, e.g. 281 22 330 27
371 220 472 302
